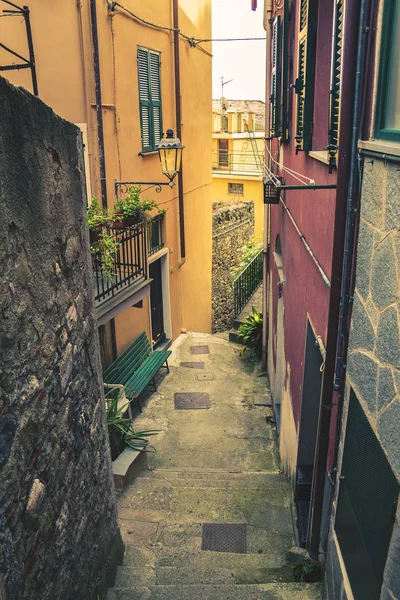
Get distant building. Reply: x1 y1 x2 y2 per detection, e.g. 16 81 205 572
212 99 265 239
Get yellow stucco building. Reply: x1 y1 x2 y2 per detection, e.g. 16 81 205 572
212 99 265 240
0 0 212 365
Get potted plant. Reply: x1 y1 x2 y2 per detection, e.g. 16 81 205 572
237 307 263 358
106 389 159 461
114 185 164 226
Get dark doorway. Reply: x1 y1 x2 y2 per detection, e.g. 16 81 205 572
149 259 165 347
218 139 229 168
295 320 324 547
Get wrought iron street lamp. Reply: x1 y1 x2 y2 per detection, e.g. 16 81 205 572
157 129 184 183
114 128 184 198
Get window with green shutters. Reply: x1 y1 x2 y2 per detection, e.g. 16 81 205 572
281 0 290 142
270 16 282 137
137 47 163 152
294 0 317 152
328 0 344 168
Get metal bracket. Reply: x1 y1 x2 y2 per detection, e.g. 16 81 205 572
114 180 174 198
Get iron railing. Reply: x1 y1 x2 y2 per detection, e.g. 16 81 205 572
233 250 263 317
92 224 147 305
148 214 164 256
212 150 264 173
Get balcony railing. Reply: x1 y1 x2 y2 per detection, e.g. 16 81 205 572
233 250 263 317
148 214 164 256
212 151 264 174
92 224 147 305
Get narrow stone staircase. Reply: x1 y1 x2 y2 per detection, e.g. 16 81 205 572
106 333 320 599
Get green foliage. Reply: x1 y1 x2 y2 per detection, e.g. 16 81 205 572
237 307 263 357
292 558 321 583
114 185 162 222
91 230 119 281
87 197 114 230
231 239 263 280
106 389 159 460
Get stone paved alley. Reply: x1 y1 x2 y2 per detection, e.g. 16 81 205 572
107 333 321 599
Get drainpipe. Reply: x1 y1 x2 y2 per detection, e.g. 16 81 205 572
307 0 371 559
90 0 108 208
261 0 273 372
172 0 185 261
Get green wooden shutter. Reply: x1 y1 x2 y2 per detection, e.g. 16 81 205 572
281 0 290 142
328 0 344 169
270 16 282 137
138 47 162 152
294 0 317 152
149 50 162 148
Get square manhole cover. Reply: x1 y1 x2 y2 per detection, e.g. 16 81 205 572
202 524 247 553
190 345 210 355
196 372 214 381
180 361 205 369
174 392 210 410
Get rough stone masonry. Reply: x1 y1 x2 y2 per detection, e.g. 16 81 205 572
0 78 123 599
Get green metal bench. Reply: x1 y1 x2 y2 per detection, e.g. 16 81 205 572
103 332 171 412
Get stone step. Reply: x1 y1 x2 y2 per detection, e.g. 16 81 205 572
115 563 298 587
136 469 289 489
107 582 321 600
122 543 292 570
118 485 293 529
228 328 241 344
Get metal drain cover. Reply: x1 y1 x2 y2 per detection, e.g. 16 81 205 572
196 372 214 381
174 392 210 410
190 345 210 355
180 361 205 369
202 524 247 553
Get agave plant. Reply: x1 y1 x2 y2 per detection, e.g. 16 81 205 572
106 390 159 460
237 307 263 358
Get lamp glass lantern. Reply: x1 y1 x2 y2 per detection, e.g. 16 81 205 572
157 129 184 183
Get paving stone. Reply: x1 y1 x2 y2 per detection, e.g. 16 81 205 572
377 367 397 412
354 218 374 300
347 352 379 413
190 345 210 355
371 234 398 310
349 293 375 352
376 307 400 368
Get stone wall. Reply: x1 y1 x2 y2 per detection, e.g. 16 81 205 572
0 78 122 599
323 156 400 600
212 201 254 332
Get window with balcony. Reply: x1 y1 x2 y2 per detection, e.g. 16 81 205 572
137 47 162 152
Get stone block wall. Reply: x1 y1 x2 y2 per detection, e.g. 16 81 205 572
0 78 122 599
212 201 254 332
323 156 400 600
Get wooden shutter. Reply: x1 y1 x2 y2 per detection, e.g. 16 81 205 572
294 0 317 152
149 50 162 148
270 16 282 137
328 0 344 169
138 47 162 152
281 0 290 142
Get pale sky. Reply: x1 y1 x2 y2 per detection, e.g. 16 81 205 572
212 0 266 101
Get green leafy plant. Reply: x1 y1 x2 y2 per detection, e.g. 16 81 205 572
114 185 163 223
91 230 119 280
292 558 321 583
237 307 263 357
106 390 159 460
87 196 114 230
231 239 263 280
